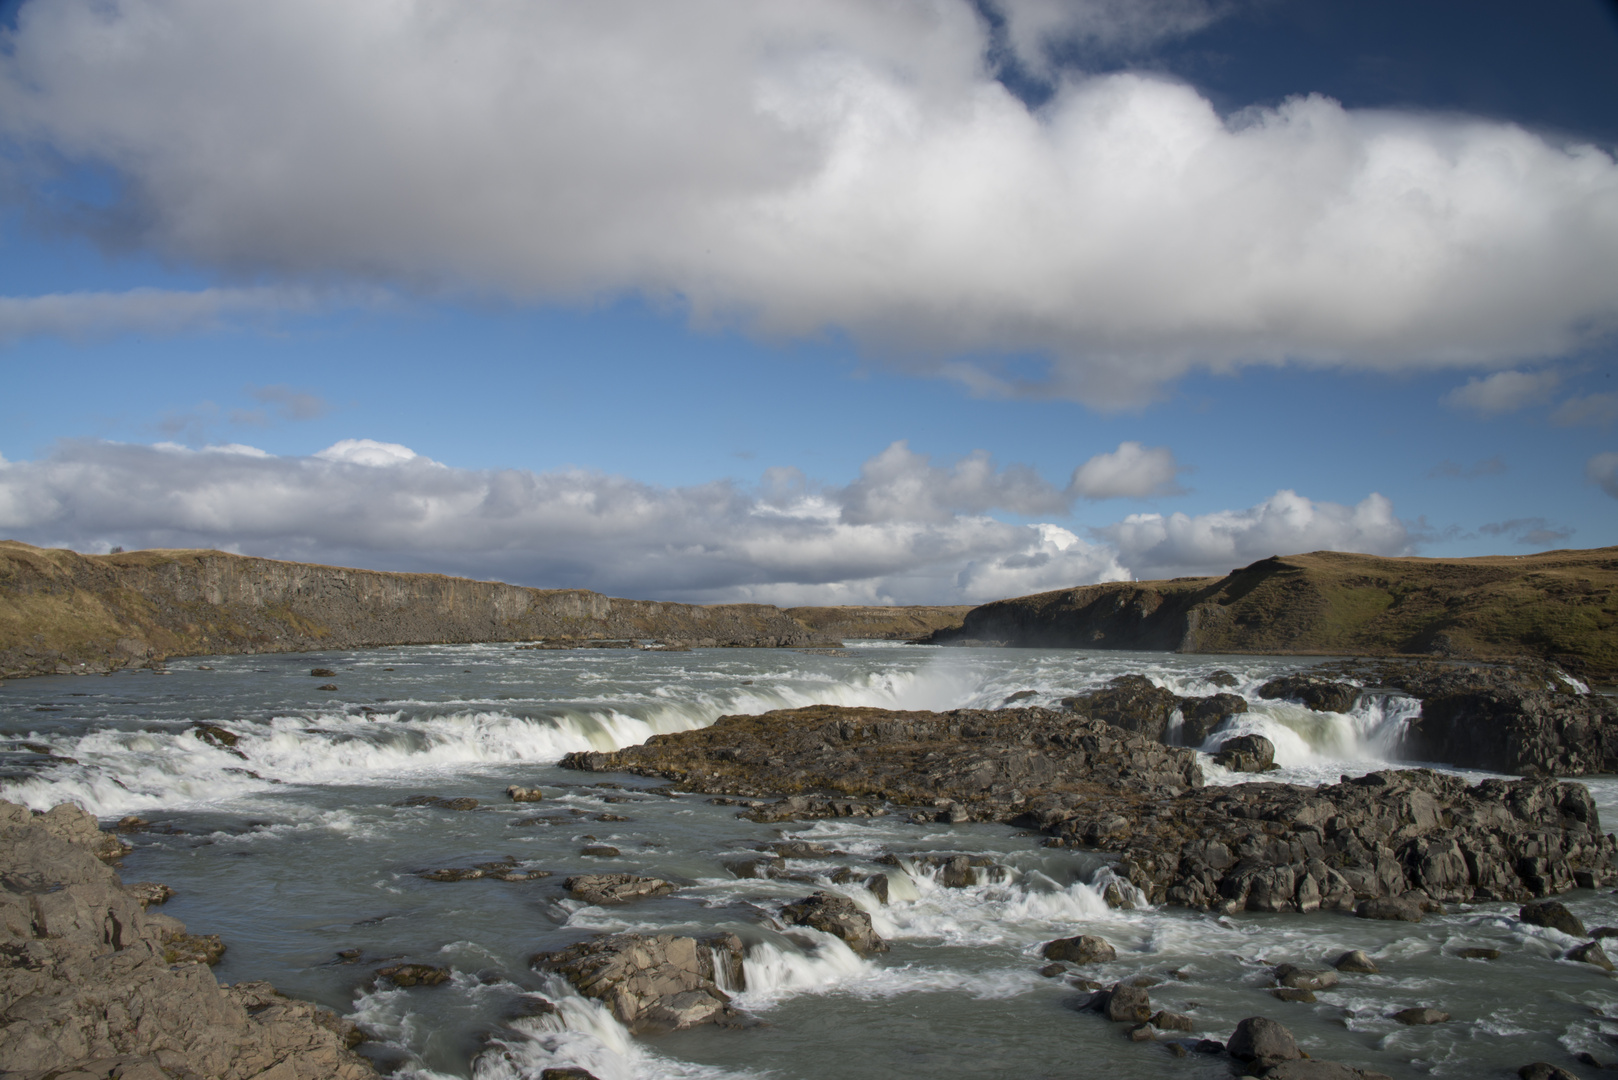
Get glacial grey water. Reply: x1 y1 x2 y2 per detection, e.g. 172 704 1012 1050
2 643 1615 1080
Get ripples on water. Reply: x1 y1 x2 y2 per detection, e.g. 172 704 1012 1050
2 643 1614 1080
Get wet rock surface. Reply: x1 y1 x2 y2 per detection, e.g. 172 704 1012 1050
779 892 888 955
563 873 675 905
531 932 747 1034
565 704 1614 915
1317 658 1618 776
0 799 374 1078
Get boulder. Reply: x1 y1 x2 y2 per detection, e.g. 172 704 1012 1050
1227 1016 1302 1063
1214 734 1276 773
779 892 889 955
533 932 748 1034
1391 1007 1450 1025
1521 900 1587 937
1179 693 1248 746
506 786 544 802
1334 950 1379 974
1152 1011 1195 1032
1456 947 1500 960
580 844 620 858
1258 676 1360 713
1274 964 1338 991
1519 1066 1582 1080
564 874 676 905
1568 941 1615 971
1041 935 1116 965
1099 982 1152 1024
1357 897 1423 923
1271 988 1316 1003
725 856 785 879
309 668 336 677
541 1069 601 1080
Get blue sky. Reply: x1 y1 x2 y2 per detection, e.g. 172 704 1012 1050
1 0 1615 604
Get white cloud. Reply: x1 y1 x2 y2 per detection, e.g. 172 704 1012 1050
1441 369 1563 415
1069 441 1185 498
0 438 1416 603
838 440 1071 524
1098 489 1413 580
1590 452 1618 499
991 0 1229 74
3 3 1617 405
313 439 421 468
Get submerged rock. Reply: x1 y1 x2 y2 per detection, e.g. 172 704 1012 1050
506 786 544 802
1391 1007 1450 1025
1334 949 1380 974
532 932 747 1034
376 963 451 987
397 794 479 811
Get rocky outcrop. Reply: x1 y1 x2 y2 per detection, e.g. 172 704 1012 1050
1214 734 1276 773
779 893 888 955
917 547 1618 682
783 604 973 641
0 799 373 1078
1030 768 1614 911
561 704 1204 809
1060 675 1183 742
563 874 675 905
0 541 838 679
531 932 747 1034
564 705 1613 916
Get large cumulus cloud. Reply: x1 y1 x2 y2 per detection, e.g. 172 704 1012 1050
0 438 1416 603
2 1 1616 405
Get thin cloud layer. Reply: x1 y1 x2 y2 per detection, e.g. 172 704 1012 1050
0 438 1416 604
0 286 326 345
1442 369 1563 416
1590 452 1618 500
3 2 1616 405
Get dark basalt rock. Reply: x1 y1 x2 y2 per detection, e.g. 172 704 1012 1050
1214 733 1276 773
1258 676 1361 714
1334 950 1379 974
310 668 336 677
779 892 888 955
192 723 244 757
532 932 746 1034
1521 899 1587 937
376 963 450 987
1391 1007 1449 1025
1568 941 1614 971
396 794 479 811
565 704 1614 916
1062 675 1184 742
541 1069 602 1080
1356 897 1423 923
1456 947 1500 960
1178 692 1248 746
1274 964 1338 991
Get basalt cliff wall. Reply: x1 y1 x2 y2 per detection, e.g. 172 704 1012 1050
0 541 836 678
920 548 1618 683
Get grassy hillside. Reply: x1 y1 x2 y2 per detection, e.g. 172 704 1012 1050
930 548 1618 682
0 541 835 678
785 605 973 640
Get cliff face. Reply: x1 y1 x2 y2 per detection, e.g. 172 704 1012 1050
0 541 836 677
922 548 1618 682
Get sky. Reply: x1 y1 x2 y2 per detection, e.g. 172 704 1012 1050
0 0 1615 606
